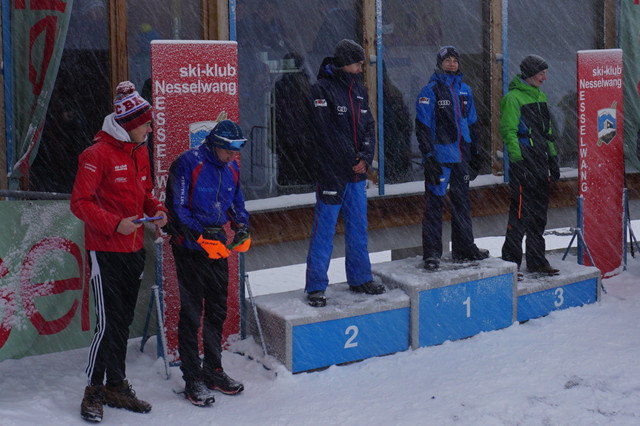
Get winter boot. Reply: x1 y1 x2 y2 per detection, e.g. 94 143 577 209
205 369 245 395
527 263 560 276
307 290 326 307
424 257 440 271
80 385 104 423
453 246 490 262
349 281 386 295
184 379 216 406
104 380 151 413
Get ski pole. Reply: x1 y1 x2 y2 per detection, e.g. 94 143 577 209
245 274 268 358
153 284 171 379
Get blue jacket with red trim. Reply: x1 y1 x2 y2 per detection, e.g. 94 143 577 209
165 142 249 251
310 58 375 202
415 70 479 164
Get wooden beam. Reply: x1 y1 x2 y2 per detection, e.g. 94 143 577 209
490 0 504 176
202 0 229 40
603 0 616 49
362 0 379 181
108 0 128 96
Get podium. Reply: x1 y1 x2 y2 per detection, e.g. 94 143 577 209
246 284 410 373
372 257 517 349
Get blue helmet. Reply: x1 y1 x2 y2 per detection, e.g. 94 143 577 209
205 119 246 151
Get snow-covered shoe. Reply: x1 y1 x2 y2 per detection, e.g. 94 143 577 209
80 385 104 423
349 281 386 295
453 247 490 262
205 369 244 395
307 291 326 307
104 380 151 413
424 257 440 271
185 379 216 406
527 264 560 276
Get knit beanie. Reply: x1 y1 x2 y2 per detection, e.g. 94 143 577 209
333 39 365 67
520 54 548 79
436 46 460 69
113 81 153 132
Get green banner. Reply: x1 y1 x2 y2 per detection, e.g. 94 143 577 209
9 0 73 180
620 0 640 172
0 200 92 360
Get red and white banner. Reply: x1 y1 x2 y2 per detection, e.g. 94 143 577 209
151 41 240 362
577 49 624 276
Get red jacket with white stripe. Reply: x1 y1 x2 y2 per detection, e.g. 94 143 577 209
71 116 166 252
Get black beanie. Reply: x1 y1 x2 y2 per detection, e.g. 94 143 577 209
520 54 548 79
333 39 365 67
436 46 460 69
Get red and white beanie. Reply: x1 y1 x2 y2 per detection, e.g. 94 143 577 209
113 81 153 131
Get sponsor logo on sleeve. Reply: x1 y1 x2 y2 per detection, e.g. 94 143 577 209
314 98 327 107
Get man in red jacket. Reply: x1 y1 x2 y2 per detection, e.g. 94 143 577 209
71 81 167 423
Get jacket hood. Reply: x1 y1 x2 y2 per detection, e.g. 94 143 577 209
101 112 132 142
508 74 542 95
317 57 360 85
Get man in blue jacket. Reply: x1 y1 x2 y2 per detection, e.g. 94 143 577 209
415 46 488 271
166 120 250 406
305 39 385 307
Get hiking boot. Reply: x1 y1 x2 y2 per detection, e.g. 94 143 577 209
424 257 440 271
80 385 104 423
185 379 216 406
453 247 490 262
104 380 151 413
307 290 326 307
205 369 244 395
527 264 560 276
349 281 386 295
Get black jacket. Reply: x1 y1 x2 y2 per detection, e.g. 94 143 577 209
310 57 375 201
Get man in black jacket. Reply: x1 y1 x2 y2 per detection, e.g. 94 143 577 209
305 39 385 307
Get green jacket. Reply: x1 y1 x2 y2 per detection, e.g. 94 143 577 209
500 75 557 177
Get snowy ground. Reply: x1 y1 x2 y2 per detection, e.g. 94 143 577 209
2 225 640 425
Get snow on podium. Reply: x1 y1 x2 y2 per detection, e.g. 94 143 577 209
245 253 600 373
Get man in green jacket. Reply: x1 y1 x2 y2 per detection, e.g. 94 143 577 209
500 54 560 278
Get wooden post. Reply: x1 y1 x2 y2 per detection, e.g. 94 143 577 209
490 0 504 176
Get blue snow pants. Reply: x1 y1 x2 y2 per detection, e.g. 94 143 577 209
305 180 373 293
422 161 475 259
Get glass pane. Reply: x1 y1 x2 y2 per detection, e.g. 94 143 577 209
30 2 111 193
381 0 485 184
237 0 359 200
126 0 202 178
508 0 600 168
127 0 202 98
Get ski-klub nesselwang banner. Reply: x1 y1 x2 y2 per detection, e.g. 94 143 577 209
577 49 624 277
10 0 72 183
151 41 240 362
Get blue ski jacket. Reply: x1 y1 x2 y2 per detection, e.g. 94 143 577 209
415 71 479 164
310 57 375 203
165 142 249 251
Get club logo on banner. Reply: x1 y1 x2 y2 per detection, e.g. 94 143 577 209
151 41 240 362
577 49 624 277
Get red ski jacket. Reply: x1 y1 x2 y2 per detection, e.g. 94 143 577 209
71 130 166 252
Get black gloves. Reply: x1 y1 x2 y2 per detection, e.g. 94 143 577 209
548 156 560 182
423 156 443 186
229 225 251 252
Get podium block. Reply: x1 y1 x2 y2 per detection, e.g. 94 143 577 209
372 257 517 349
517 257 601 322
246 284 410 373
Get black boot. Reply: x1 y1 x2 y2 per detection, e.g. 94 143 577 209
184 378 216 406
349 281 386 295
307 290 326 307
205 369 244 395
